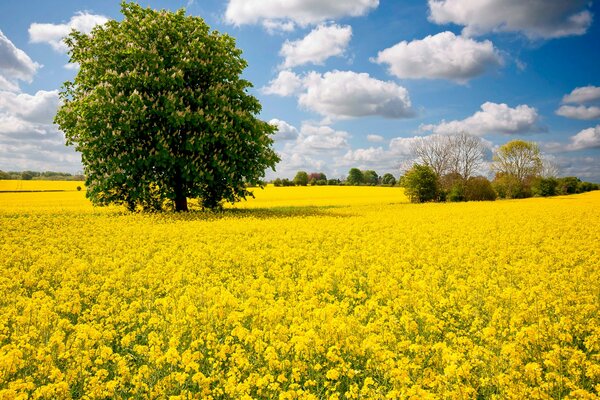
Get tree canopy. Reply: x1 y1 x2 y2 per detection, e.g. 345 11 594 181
492 140 542 183
55 2 279 211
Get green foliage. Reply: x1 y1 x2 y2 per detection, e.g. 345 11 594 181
347 168 364 185
492 173 530 199
465 176 496 201
363 170 378 185
381 173 396 186
293 171 309 186
446 183 465 202
21 171 34 181
557 177 580 195
532 177 558 197
492 140 542 184
272 178 282 187
439 172 464 202
281 178 294 187
55 2 279 211
327 178 341 186
577 181 599 193
0 170 9 180
403 164 439 203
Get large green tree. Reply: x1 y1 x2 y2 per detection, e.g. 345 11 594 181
55 2 279 211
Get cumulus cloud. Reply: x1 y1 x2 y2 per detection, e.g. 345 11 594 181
421 102 540 136
269 118 299 141
374 31 502 83
0 30 41 92
262 70 305 96
428 0 593 39
367 134 384 142
299 70 413 119
0 89 80 172
562 86 600 104
225 0 378 29
280 24 352 69
29 12 109 52
556 105 600 120
263 70 413 120
268 122 351 178
567 125 600 151
0 90 60 125
556 86 600 120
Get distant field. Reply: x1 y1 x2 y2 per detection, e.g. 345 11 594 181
0 180 84 192
1 183 599 398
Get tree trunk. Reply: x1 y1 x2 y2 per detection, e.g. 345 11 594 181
174 166 188 212
175 196 187 212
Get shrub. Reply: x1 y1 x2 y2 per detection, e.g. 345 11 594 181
403 164 439 203
531 177 558 197
557 177 580 195
465 176 496 201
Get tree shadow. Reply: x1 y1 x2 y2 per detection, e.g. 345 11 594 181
167 205 349 221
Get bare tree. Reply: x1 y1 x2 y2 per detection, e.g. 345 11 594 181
540 156 560 178
448 132 487 180
411 135 453 177
411 132 486 180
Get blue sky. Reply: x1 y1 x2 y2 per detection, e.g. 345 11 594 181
1 0 599 181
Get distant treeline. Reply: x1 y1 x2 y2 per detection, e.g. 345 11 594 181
0 170 84 181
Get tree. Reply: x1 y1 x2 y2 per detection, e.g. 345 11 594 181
347 168 364 185
465 176 496 201
492 140 542 184
448 132 486 181
412 132 486 181
363 170 379 185
293 171 309 186
557 177 580 195
55 3 279 211
531 177 558 197
381 173 396 186
411 135 453 177
403 164 439 203
21 171 34 180
0 170 9 180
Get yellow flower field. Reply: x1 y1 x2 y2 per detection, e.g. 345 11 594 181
1 183 599 399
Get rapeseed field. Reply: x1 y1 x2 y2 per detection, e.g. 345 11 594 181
1 183 599 399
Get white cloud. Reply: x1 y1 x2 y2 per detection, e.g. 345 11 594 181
269 122 351 178
262 70 304 96
299 70 413 119
296 124 350 151
0 89 80 172
562 86 600 104
269 118 299 141
0 90 60 125
280 24 352 69
428 0 592 39
367 134 384 143
374 31 502 83
421 102 540 136
225 0 378 28
0 30 41 91
567 125 600 151
556 105 600 120
29 12 109 52
263 20 296 34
